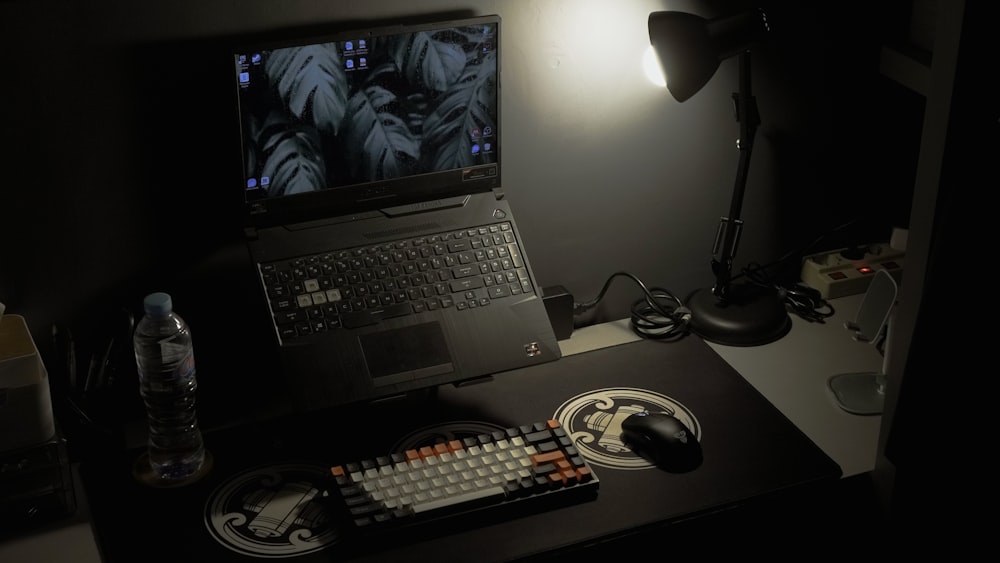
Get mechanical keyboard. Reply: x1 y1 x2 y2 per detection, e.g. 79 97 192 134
325 420 599 534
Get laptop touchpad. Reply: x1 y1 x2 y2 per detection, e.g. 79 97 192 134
359 322 455 386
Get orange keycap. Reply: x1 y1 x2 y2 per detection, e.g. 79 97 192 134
531 451 566 465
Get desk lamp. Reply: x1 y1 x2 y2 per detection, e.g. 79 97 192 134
648 8 790 346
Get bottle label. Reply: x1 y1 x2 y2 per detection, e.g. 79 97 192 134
172 348 196 382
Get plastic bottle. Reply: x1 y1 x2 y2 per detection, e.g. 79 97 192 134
132 292 205 480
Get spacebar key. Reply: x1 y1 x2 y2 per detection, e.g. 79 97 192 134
411 486 507 516
340 303 413 328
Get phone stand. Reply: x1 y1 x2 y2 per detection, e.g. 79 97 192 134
828 269 898 415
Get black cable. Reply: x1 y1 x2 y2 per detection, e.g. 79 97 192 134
728 218 864 324
730 217 864 287
573 271 690 340
737 260 835 323
782 285 835 323
575 220 861 334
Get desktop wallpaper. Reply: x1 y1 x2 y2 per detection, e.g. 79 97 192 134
236 23 499 199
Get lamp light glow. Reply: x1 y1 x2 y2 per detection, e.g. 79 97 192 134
643 46 666 87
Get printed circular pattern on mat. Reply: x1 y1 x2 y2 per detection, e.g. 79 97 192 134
204 463 339 558
553 387 701 470
391 421 508 452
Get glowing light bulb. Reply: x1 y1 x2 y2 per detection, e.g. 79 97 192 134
643 45 666 87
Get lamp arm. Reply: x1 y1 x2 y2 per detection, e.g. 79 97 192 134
710 50 759 299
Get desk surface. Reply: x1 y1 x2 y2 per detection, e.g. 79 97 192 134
563 293 883 478
1 295 881 562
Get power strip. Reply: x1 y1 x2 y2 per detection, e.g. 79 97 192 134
800 243 904 299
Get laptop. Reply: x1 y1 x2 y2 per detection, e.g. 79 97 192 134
231 14 561 410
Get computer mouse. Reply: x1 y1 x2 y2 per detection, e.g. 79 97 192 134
621 411 702 472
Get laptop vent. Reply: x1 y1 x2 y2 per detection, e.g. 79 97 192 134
364 223 442 240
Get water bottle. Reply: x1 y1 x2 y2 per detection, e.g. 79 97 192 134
133 292 205 481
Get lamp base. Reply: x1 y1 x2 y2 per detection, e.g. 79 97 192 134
686 283 790 346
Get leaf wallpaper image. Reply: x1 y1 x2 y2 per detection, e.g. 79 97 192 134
243 25 498 198
257 111 326 196
266 43 349 135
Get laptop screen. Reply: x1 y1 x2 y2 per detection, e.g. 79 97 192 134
233 15 502 228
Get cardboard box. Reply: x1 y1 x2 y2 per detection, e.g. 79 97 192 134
0 314 56 453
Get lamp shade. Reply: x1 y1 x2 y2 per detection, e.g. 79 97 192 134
648 9 770 102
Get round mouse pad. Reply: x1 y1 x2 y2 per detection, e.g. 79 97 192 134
204 463 340 558
553 387 701 470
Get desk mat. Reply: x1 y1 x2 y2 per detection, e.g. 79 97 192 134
80 335 840 562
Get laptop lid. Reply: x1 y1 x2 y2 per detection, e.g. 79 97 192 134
233 14 501 230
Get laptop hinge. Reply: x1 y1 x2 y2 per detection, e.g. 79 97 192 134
381 195 469 217
492 187 505 200
453 375 494 388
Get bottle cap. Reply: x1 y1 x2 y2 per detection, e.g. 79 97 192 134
143 292 174 318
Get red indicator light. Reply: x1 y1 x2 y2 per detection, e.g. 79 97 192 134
858 266 874 275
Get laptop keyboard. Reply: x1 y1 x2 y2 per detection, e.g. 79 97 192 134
324 419 599 535
258 220 535 343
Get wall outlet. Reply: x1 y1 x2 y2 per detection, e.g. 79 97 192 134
800 243 904 299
